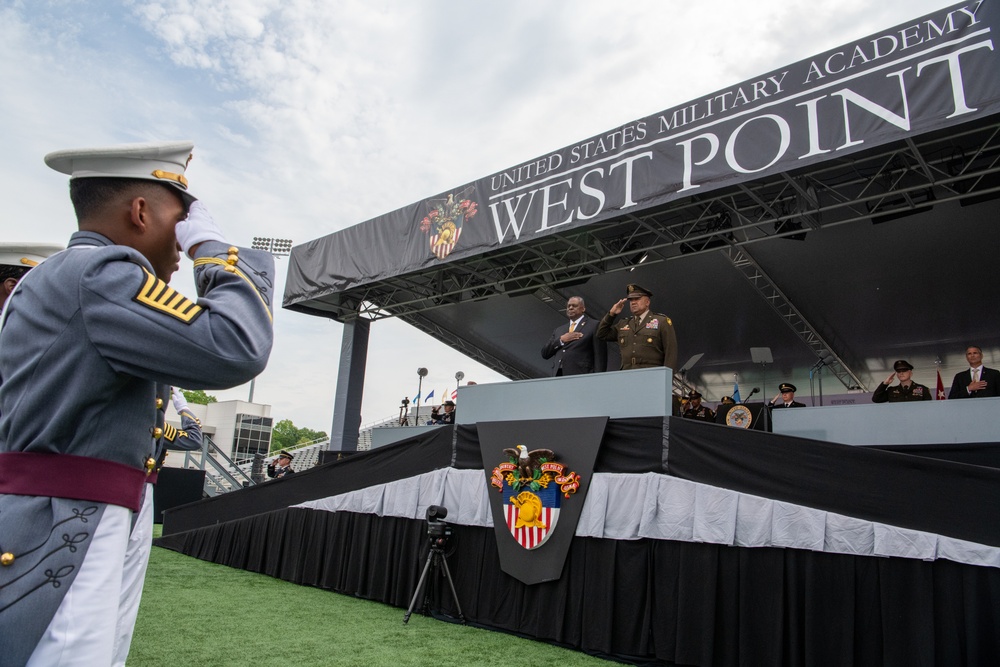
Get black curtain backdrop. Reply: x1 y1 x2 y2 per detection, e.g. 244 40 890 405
157 507 1000 667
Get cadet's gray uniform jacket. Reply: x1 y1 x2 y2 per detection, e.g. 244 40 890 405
0 231 273 665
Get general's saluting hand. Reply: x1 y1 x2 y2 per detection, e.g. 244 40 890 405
609 298 628 316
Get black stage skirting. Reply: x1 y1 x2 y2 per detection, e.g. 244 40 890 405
157 418 1000 665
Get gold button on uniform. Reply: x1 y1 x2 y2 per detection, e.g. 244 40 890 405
153 427 163 438
156 398 163 409
1 552 15 566
145 457 156 473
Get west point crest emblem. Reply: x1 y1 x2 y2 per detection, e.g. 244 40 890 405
490 445 581 550
419 192 478 260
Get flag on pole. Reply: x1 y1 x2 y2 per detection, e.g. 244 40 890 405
451 389 458 400
732 381 741 404
414 390 421 402
936 369 946 400
425 389 434 401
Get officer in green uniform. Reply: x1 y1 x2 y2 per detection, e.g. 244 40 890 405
682 391 716 422
872 359 932 403
597 283 678 370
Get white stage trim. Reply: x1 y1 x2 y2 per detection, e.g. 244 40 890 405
292 468 1000 569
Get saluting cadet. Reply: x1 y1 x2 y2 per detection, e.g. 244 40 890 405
597 283 678 370
872 360 932 403
0 140 274 666
0 243 63 308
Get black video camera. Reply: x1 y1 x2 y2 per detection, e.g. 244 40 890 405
426 505 451 546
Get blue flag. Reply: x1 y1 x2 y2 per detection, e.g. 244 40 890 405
425 389 435 401
414 390 421 402
732 382 741 403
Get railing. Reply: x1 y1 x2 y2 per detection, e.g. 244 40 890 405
181 434 256 496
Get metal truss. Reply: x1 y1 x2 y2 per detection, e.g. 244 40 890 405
721 245 867 391
313 116 1000 382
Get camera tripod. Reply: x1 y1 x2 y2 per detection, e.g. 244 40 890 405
403 542 466 624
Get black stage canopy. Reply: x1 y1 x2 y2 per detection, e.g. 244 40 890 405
284 2 1000 400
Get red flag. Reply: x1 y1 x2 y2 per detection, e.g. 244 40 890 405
936 369 946 400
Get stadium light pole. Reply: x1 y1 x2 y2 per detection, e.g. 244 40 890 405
455 371 465 399
416 368 428 423
247 237 294 402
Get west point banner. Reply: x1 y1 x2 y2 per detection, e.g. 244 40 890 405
285 1 1000 305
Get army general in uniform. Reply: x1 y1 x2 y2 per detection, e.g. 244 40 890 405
682 391 716 422
0 141 274 666
597 283 678 370
872 359 932 403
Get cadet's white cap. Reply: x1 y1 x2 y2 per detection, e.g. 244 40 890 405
44 140 196 201
0 243 64 270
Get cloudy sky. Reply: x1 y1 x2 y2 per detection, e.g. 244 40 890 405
0 0 950 432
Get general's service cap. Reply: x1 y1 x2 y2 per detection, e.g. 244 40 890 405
626 283 653 298
0 243 63 270
893 359 914 372
778 382 797 393
44 140 197 202
278 450 294 460
443 400 456 407
687 391 702 400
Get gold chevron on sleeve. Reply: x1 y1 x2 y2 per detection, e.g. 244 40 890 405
162 423 178 442
133 268 203 324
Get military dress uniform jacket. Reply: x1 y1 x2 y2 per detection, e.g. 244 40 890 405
266 463 295 479
150 405 204 482
872 382 932 403
0 231 274 665
682 405 717 422
597 311 678 371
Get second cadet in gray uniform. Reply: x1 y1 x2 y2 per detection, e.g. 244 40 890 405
597 283 678 370
0 140 275 666
0 243 63 309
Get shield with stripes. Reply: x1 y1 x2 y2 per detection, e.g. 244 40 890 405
501 478 562 550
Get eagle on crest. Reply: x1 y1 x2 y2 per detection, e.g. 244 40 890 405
503 444 555 480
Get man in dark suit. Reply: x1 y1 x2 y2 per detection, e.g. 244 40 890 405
948 346 1000 398
541 296 607 376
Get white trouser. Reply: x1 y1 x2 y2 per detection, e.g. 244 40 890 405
27 504 131 666
112 484 154 666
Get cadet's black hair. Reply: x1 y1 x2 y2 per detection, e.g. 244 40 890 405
69 177 186 222
0 265 29 282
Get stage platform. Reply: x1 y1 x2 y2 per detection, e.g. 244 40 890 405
158 402 1000 666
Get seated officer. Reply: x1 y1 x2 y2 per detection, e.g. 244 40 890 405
872 360 931 402
682 391 716 422
769 382 806 408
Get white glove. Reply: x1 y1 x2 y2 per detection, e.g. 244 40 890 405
171 387 189 414
175 201 227 256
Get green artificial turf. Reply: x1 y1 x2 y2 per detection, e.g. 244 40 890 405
130 541 613 666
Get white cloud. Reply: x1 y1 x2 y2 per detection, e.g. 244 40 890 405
0 0 949 430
